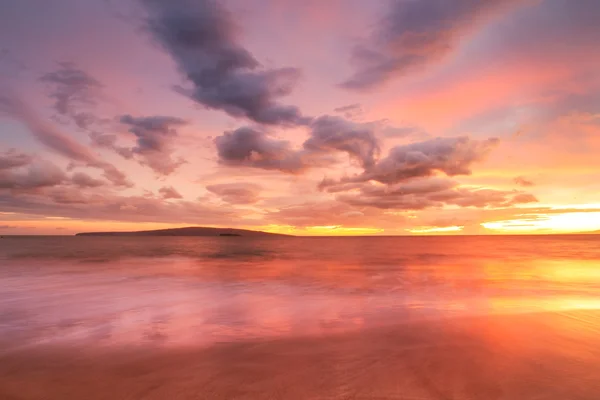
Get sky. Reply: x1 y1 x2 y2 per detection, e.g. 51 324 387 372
1 0 599 236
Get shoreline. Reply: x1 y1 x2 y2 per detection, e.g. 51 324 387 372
2 310 600 399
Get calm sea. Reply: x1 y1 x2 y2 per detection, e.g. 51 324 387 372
1 235 600 351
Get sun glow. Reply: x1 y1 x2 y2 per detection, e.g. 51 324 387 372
407 226 464 234
259 224 385 236
304 226 385 236
482 211 600 233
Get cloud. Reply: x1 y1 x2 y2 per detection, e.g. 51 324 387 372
215 126 307 172
335 178 538 210
119 114 187 175
71 172 105 188
39 62 103 129
264 200 367 228
322 136 499 187
341 0 529 90
159 186 183 199
142 0 309 126
333 103 363 119
213 125 509 214
206 182 262 204
0 149 32 170
0 150 104 192
0 189 237 225
0 93 131 187
311 135 533 212
89 132 133 159
0 159 66 190
303 115 380 168
513 176 534 187
214 116 380 173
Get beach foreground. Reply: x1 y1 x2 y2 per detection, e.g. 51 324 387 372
2 310 600 400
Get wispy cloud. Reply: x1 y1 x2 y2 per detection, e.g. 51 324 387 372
341 0 531 90
0 93 131 187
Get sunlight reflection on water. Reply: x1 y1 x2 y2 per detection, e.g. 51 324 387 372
1 235 600 351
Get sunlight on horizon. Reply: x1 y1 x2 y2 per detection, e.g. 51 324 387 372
482 211 600 233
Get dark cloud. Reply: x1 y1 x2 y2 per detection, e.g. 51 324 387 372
333 103 363 119
322 136 499 188
39 62 103 129
206 182 262 204
89 132 134 159
159 186 183 199
0 93 131 187
0 150 105 191
0 160 66 190
303 115 380 168
514 176 534 187
341 0 529 90
71 172 105 188
142 0 309 126
335 178 538 210
215 127 307 173
214 116 380 173
0 149 32 170
313 135 534 211
120 114 187 175
0 189 237 226
45 186 96 205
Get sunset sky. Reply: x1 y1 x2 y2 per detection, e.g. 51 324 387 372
1 0 599 235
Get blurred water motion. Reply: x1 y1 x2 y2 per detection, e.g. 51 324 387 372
2 235 600 399
1 235 600 349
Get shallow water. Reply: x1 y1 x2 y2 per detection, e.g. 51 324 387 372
1 235 600 351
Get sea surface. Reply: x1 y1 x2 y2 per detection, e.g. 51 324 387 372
1 234 600 351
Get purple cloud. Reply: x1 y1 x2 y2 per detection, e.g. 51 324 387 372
120 114 187 175
142 0 309 126
333 103 363 119
40 62 103 129
335 178 538 210
71 172 105 188
215 127 307 173
159 186 183 199
0 149 32 170
0 189 238 225
322 136 499 188
341 0 530 90
303 115 380 168
0 159 66 190
214 116 381 172
206 182 262 204
0 93 131 187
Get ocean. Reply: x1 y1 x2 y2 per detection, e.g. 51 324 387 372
1 235 600 399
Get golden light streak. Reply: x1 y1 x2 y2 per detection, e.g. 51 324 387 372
259 224 385 236
304 226 384 236
482 211 600 233
407 226 464 234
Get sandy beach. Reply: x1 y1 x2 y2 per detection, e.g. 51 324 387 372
2 310 600 400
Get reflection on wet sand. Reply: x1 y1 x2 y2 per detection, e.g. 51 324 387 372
2 311 600 400
2 236 600 399
3 260 600 352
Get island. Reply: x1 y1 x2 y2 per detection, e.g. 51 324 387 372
75 227 290 237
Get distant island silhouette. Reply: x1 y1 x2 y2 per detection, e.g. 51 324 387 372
75 227 290 237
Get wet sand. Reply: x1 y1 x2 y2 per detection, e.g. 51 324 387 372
2 310 600 400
